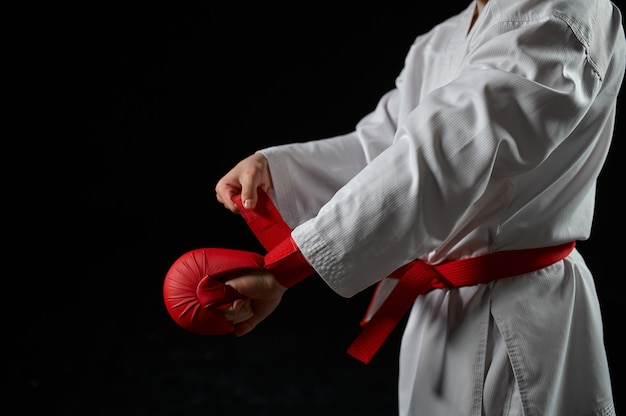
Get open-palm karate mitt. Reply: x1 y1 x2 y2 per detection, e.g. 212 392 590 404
162 189 313 335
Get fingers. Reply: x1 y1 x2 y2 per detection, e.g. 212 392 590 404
220 299 261 337
221 298 254 324
214 153 272 212
215 175 243 212
232 307 268 337
221 272 285 336
233 320 255 337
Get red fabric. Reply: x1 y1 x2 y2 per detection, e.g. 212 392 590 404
347 241 576 364
234 189 314 287
163 189 313 335
163 188 574 365
233 190 292 251
163 247 264 335
264 236 315 288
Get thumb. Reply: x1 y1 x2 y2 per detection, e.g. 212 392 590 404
239 181 260 210
224 272 269 298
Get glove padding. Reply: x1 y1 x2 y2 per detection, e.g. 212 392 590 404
163 247 264 335
163 189 315 335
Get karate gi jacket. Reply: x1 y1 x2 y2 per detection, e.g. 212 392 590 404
258 0 625 414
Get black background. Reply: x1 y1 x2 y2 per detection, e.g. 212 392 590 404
14 2 624 415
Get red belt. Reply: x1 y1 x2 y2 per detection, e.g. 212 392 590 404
347 241 576 363
238 190 576 364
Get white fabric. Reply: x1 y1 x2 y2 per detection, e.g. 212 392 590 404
259 0 625 414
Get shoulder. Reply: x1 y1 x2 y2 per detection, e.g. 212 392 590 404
477 0 625 76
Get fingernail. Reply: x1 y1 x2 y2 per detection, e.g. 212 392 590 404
243 199 253 209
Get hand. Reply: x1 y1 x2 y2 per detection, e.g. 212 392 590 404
221 269 287 336
222 298 254 324
215 152 273 213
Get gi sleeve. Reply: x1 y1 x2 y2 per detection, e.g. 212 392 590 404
260 87 402 228
271 12 624 297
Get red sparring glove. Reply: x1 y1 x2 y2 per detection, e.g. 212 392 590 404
163 247 264 335
163 189 315 335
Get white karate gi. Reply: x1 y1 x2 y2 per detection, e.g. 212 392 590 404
258 0 625 414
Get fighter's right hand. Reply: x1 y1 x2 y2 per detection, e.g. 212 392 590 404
215 152 273 213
